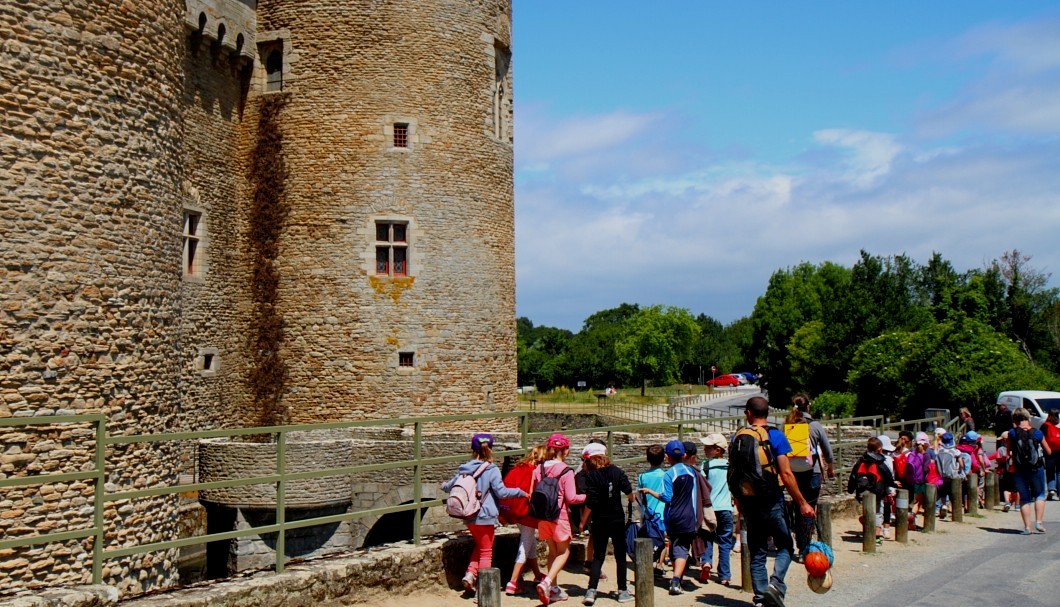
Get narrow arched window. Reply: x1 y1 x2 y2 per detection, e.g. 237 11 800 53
265 48 283 91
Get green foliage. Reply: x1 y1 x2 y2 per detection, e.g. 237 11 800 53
614 305 701 391
812 391 858 419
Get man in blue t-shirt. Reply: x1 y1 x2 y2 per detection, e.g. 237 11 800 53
735 396 814 607
1007 407 1053 534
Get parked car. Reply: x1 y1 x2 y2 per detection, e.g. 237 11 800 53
736 372 758 384
706 374 741 387
997 390 1060 429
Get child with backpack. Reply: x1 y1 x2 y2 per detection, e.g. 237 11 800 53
1006 407 1053 534
533 433 586 605
847 436 895 542
501 445 548 596
636 445 668 570
441 433 527 595
903 433 936 525
935 432 966 519
579 449 635 605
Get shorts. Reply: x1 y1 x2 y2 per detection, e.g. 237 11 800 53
669 532 695 561
913 483 927 495
1013 467 1047 503
539 518 572 543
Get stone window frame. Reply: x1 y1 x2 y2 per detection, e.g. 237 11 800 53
483 33 513 144
256 31 292 95
364 215 417 278
197 347 220 377
398 352 414 368
182 205 208 282
383 117 420 152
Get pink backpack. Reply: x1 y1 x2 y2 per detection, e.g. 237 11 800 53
446 462 491 519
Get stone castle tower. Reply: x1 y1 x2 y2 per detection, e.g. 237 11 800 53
0 0 514 595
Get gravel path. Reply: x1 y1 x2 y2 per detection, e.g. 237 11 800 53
326 499 1059 607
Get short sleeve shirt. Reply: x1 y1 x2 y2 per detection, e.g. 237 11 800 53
767 426 793 459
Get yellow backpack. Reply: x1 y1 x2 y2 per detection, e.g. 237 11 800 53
783 422 811 459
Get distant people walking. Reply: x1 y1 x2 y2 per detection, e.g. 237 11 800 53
1007 408 1052 534
441 433 527 597
993 401 1012 438
578 449 635 605
727 396 814 607
534 433 586 605
782 394 835 559
1042 410 1060 501
699 433 735 586
958 407 976 433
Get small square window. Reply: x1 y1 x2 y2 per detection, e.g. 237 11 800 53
393 123 409 148
202 353 214 370
399 352 414 367
197 348 219 377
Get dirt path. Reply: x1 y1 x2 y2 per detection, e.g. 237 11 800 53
323 500 1059 607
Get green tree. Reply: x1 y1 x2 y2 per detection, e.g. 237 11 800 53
566 303 640 389
614 305 700 395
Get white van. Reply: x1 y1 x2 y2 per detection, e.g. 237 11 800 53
996 390 1060 429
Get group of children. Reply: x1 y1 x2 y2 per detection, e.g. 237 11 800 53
442 431 738 605
848 405 1058 539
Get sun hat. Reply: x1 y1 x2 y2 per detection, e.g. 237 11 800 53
471 433 493 450
934 427 947 436
941 432 955 447
582 443 607 459
701 433 728 450
877 435 895 452
963 430 981 443
664 439 685 458
915 432 930 445
682 441 697 456
547 433 570 449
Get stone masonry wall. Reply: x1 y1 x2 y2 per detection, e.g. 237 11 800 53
0 0 188 597
251 0 517 423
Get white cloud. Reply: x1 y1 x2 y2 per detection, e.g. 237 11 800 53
516 108 663 168
811 129 904 188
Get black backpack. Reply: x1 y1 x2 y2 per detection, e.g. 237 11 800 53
528 463 571 521
727 426 782 500
1011 428 1042 470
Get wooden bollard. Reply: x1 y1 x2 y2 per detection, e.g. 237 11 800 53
923 484 937 533
740 515 752 593
984 471 996 510
967 473 979 517
895 488 909 544
478 568 501 607
951 478 964 523
634 538 654 607
861 492 877 553
818 501 833 549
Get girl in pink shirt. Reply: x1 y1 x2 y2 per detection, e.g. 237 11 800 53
534 433 585 605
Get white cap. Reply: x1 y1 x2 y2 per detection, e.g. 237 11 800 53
582 443 607 459
877 435 895 452
935 427 947 436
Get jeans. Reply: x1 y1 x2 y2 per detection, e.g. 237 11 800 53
1014 466 1047 503
1045 453 1059 494
793 470 821 553
700 509 735 581
744 497 793 601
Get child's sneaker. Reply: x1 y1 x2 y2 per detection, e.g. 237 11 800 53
550 586 569 602
616 589 634 603
505 581 520 595
1035 521 1046 533
582 589 597 606
537 579 551 605
462 572 476 593
669 578 682 595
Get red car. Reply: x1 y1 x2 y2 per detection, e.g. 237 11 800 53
706 374 741 387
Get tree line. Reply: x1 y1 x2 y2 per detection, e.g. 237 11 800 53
518 250 1060 422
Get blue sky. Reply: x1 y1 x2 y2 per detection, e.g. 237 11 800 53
511 1 1060 331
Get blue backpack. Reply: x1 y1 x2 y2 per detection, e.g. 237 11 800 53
625 500 665 561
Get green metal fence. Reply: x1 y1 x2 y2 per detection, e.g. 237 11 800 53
0 409 954 589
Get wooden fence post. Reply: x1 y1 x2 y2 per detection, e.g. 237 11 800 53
951 478 964 523
634 538 654 607
984 471 996 510
895 488 909 544
967 473 979 517
923 484 937 533
740 515 752 593
478 568 501 607
817 501 833 549
861 492 877 553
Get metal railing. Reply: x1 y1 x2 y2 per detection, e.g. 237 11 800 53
0 409 731 588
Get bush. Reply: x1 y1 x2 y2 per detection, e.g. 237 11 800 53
813 391 857 419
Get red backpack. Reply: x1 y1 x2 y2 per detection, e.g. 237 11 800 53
893 452 908 483
498 462 534 525
1044 422 1060 452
